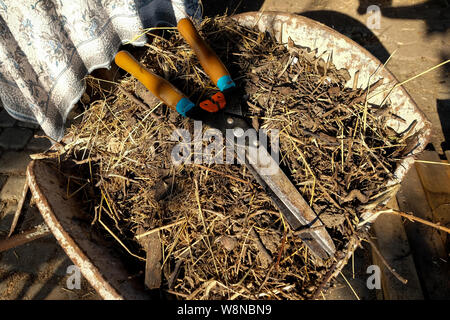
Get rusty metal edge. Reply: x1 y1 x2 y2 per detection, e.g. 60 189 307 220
26 160 124 300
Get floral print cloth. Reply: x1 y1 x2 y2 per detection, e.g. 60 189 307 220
0 0 201 141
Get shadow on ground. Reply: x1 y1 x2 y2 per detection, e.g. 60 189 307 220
438 51 450 151
0 201 99 299
202 0 264 17
299 10 391 63
356 0 450 34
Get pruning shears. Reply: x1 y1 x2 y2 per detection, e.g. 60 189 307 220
115 18 336 260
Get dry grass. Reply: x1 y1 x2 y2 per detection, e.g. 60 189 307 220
59 16 413 299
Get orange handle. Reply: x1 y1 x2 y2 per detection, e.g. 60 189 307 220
177 18 234 91
114 51 186 111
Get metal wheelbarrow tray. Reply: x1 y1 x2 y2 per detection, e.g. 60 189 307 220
27 12 431 299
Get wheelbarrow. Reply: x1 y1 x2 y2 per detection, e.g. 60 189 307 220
3 12 431 300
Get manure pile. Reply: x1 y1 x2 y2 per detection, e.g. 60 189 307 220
62 16 410 299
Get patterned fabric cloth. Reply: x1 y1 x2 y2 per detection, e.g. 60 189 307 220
0 0 201 141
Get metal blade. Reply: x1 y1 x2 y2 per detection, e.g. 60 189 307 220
202 112 336 260
232 126 336 260
244 145 336 260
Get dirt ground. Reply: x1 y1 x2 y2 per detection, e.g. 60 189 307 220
0 0 448 300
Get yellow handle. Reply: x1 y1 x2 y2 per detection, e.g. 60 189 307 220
114 51 186 111
177 18 231 89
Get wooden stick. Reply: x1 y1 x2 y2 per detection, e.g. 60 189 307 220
311 235 361 300
1 223 50 253
364 236 408 285
8 180 29 237
135 219 186 240
98 218 145 261
414 159 450 166
379 208 450 234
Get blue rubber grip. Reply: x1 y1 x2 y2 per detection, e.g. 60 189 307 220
217 75 236 92
176 97 195 117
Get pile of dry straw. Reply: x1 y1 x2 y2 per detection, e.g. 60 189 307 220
60 16 411 299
